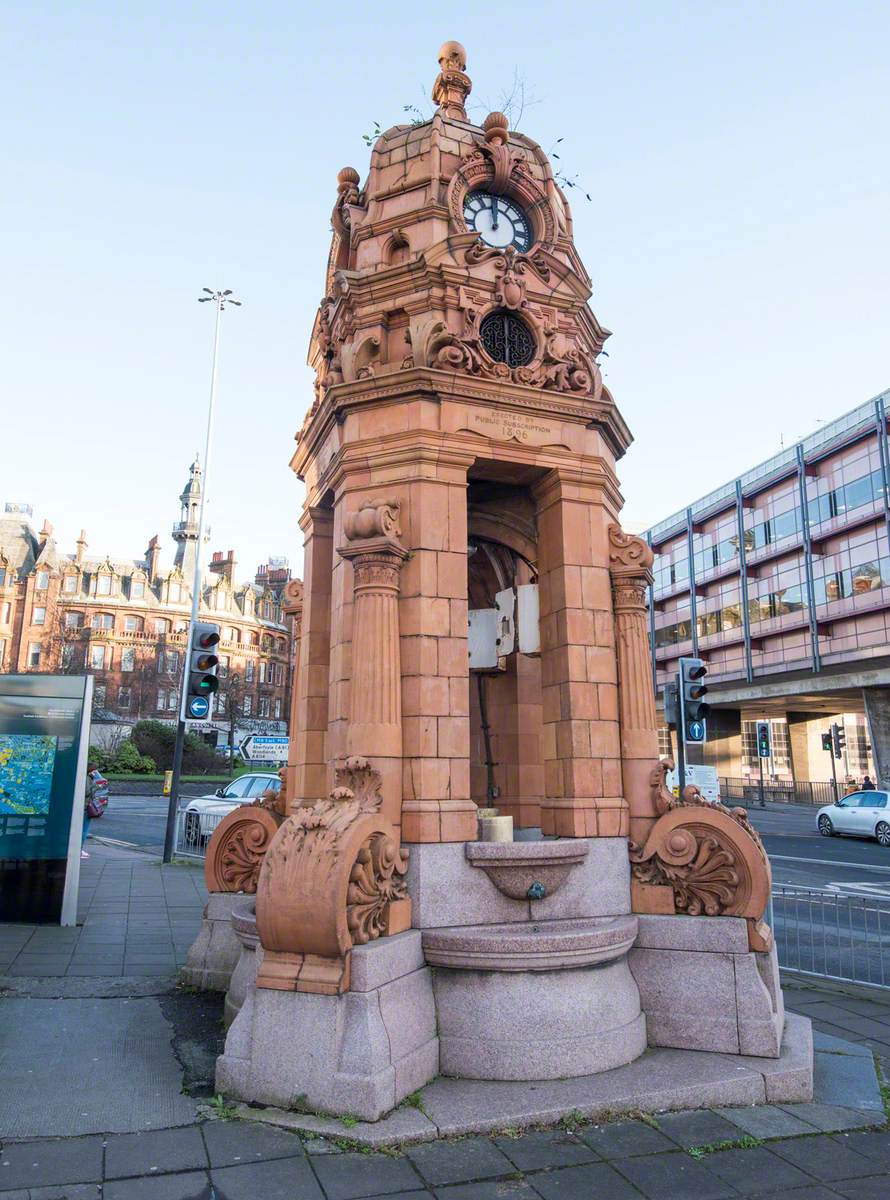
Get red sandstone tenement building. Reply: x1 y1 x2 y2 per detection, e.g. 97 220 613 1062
0 461 294 747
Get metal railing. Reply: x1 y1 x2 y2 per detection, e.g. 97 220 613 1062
720 777 838 807
769 885 890 989
174 808 226 859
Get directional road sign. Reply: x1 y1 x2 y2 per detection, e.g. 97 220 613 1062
186 695 211 720
239 734 289 762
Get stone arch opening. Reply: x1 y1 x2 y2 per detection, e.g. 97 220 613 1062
467 475 544 830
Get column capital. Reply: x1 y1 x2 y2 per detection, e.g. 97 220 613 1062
608 524 654 585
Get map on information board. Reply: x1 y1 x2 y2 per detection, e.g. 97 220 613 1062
0 734 58 815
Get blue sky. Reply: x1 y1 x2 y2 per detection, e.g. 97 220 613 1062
2 2 887 576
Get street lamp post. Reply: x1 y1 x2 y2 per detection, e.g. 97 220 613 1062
162 289 241 864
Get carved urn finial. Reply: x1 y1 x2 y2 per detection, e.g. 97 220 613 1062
432 40 471 120
483 111 509 145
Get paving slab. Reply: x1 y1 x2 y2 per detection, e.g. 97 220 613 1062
431 1181 538 1200
611 1149 736 1199
209 1157 324 1199
579 1118 676 1158
714 1104 818 1139
200 1117 306 1167
702 1145 814 1194
493 1128 598 1170
102 1169 212 1199
311 1151 424 1199
0 1137 104 1190
405 1137 515 1186
105 1125 209 1179
769 1132 880 1181
529 1159 645 1199
655 1108 746 1149
813 1047 885 1111
0 997 198 1136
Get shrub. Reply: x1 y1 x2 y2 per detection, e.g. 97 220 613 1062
87 745 112 773
130 720 219 773
111 739 156 774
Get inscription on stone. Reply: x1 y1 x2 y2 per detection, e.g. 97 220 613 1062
471 411 557 445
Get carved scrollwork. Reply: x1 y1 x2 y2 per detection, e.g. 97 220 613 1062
343 498 401 541
204 806 284 894
254 757 410 993
609 524 655 575
630 768 772 929
347 832 409 944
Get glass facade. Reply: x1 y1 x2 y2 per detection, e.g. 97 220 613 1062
647 390 890 690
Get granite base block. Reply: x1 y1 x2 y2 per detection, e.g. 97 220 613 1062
180 892 243 992
216 931 438 1122
629 915 784 1058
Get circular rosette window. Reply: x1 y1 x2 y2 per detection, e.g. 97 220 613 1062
480 310 535 368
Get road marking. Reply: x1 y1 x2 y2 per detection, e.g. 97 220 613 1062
769 854 890 874
91 836 143 850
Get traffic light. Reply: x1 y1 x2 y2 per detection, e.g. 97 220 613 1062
821 731 833 752
831 722 846 760
187 622 220 699
679 657 708 743
756 720 771 758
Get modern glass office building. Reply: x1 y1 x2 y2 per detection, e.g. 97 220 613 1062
644 388 890 789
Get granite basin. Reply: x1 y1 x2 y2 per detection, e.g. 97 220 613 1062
465 838 589 900
422 914 638 971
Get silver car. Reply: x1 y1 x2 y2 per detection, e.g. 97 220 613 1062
182 772 281 846
817 790 890 847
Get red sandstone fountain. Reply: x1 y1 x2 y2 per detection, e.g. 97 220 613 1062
186 42 812 1130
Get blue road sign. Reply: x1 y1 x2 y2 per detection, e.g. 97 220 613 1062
187 695 210 719
687 719 706 743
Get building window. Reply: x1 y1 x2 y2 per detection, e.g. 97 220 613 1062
657 727 673 758
28 643 41 668
169 582 181 602
131 580 145 599
97 574 112 595
92 613 114 630
243 696 252 716
32 606 46 625
64 610 82 629
224 626 238 643
124 615 143 632
121 647 135 671
0 568 6 586
245 660 255 682
0 641 5 668
480 310 536 367
61 644 77 669
275 663 284 685
90 645 107 670
63 574 78 593
174 619 188 633
1 602 10 623
274 698 281 719
118 686 131 710
94 684 106 707
155 618 170 636
159 650 179 674
218 655 229 678
258 697 270 717
259 660 267 683
157 690 167 710
36 570 49 591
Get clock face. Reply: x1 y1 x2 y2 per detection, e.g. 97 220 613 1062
463 191 532 253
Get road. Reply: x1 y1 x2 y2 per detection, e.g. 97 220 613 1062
90 794 192 856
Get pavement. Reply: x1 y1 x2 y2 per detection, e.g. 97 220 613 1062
1 841 889 1199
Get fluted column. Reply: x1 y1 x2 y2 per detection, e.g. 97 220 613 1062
608 525 661 847
280 578 304 808
338 500 409 830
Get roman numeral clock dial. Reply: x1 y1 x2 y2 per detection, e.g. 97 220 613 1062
463 191 532 253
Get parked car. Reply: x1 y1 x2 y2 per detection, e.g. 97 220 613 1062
817 791 890 847
182 772 280 846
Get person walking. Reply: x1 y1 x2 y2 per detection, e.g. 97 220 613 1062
82 763 109 858
862 774 877 791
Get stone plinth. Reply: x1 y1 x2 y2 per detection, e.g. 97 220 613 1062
217 930 438 1122
629 914 785 1058
181 892 243 993
225 900 261 1028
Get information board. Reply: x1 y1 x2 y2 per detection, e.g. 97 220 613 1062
0 675 92 924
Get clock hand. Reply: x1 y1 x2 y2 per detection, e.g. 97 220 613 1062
490 195 498 230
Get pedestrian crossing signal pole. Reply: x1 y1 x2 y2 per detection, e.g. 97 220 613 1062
756 720 771 809
162 288 241 864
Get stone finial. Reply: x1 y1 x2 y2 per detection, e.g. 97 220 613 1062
483 111 509 145
432 39 471 120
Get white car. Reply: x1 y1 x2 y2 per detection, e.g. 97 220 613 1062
817 790 890 847
182 772 281 846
